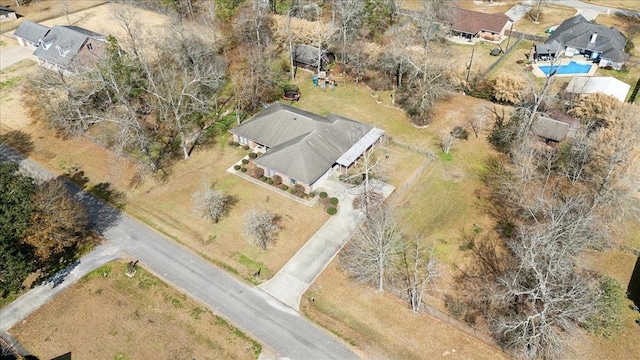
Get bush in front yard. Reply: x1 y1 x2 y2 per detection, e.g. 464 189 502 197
309 192 316 198
233 141 240 146
273 175 282 186
242 145 249 150
329 197 339 205
267 179 274 185
281 185 289 191
252 167 264 179
292 184 305 197
241 167 247 172
233 164 241 170
327 207 337 215
261 176 267 181
319 191 328 198
242 158 249 165
249 152 258 159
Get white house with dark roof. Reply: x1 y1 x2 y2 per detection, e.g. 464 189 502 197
230 102 384 193
13 21 107 74
535 15 629 69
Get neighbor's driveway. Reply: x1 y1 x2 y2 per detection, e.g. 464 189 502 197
0 143 360 360
0 46 34 70
259 175 394 310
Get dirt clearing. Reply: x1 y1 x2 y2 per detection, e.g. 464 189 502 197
8 261 261 360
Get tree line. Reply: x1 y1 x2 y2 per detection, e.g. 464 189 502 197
23 0 466 174
0 163 92 298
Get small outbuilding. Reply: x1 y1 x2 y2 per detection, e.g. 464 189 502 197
565 76 631 102
293 44 334 71
532 115 570 145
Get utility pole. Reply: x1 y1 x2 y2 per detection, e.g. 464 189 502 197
466 45 475 84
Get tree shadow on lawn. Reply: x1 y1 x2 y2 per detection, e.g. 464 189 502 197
0 130 34 157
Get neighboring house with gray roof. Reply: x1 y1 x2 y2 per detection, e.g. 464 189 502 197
231 102 384 193
535 15 629 69
13 20 49 48
14 21 106 75
0 6 18 22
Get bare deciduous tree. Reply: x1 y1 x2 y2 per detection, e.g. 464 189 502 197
340 205 404 292
244 209 281 250
192 185 230 223
402 236 440 313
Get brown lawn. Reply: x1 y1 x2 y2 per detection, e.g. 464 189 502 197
0 0 107 34
513 4 577 36
9 261 261 360
403 0 517 14
583 0 640 11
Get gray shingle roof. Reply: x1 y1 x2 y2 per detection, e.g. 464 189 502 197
13 20 50 44
533 115 570 142
294 44 323 67
545 15 628 62
232 102 383 185
0 6 16 16
33 25 105 68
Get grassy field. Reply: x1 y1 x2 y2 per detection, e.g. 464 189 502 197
0 0 107 34
513 4 577 36
583 0 640 11
403 0 516 14
9 261 262 359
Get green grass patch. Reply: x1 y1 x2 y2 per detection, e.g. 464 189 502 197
439 152 454 162
0 76 20 92
84 263 113 281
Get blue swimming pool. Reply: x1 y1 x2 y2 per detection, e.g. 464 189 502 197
538 61 592 75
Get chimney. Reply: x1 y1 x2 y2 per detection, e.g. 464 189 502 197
590 32 598 44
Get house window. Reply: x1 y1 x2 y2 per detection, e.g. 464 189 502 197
239 136 248 145
290 178 296 185
267 168 275 177
87 43 93 51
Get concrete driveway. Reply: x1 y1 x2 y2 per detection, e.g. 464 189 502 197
0 143 360 360
0 45 34 70
259 175 394 310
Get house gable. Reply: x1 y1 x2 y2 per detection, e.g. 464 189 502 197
32 25 106 71
13 20 50 46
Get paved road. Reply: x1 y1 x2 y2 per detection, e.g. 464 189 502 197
0 143 360 360
260 176 394 310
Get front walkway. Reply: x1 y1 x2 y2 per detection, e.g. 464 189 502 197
259 175 394 310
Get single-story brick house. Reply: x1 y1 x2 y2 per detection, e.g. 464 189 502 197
14 21 106 75
449 8 511 41
230 102 384 193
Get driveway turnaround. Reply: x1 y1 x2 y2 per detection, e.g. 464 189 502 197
260 176 395 310
0 143 360 360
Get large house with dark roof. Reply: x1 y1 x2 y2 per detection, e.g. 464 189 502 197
230 102 384 193
449 8 511 41
534 15 628 69
13 20 106 74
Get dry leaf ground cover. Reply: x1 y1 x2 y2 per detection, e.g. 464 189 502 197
9 261 261 360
